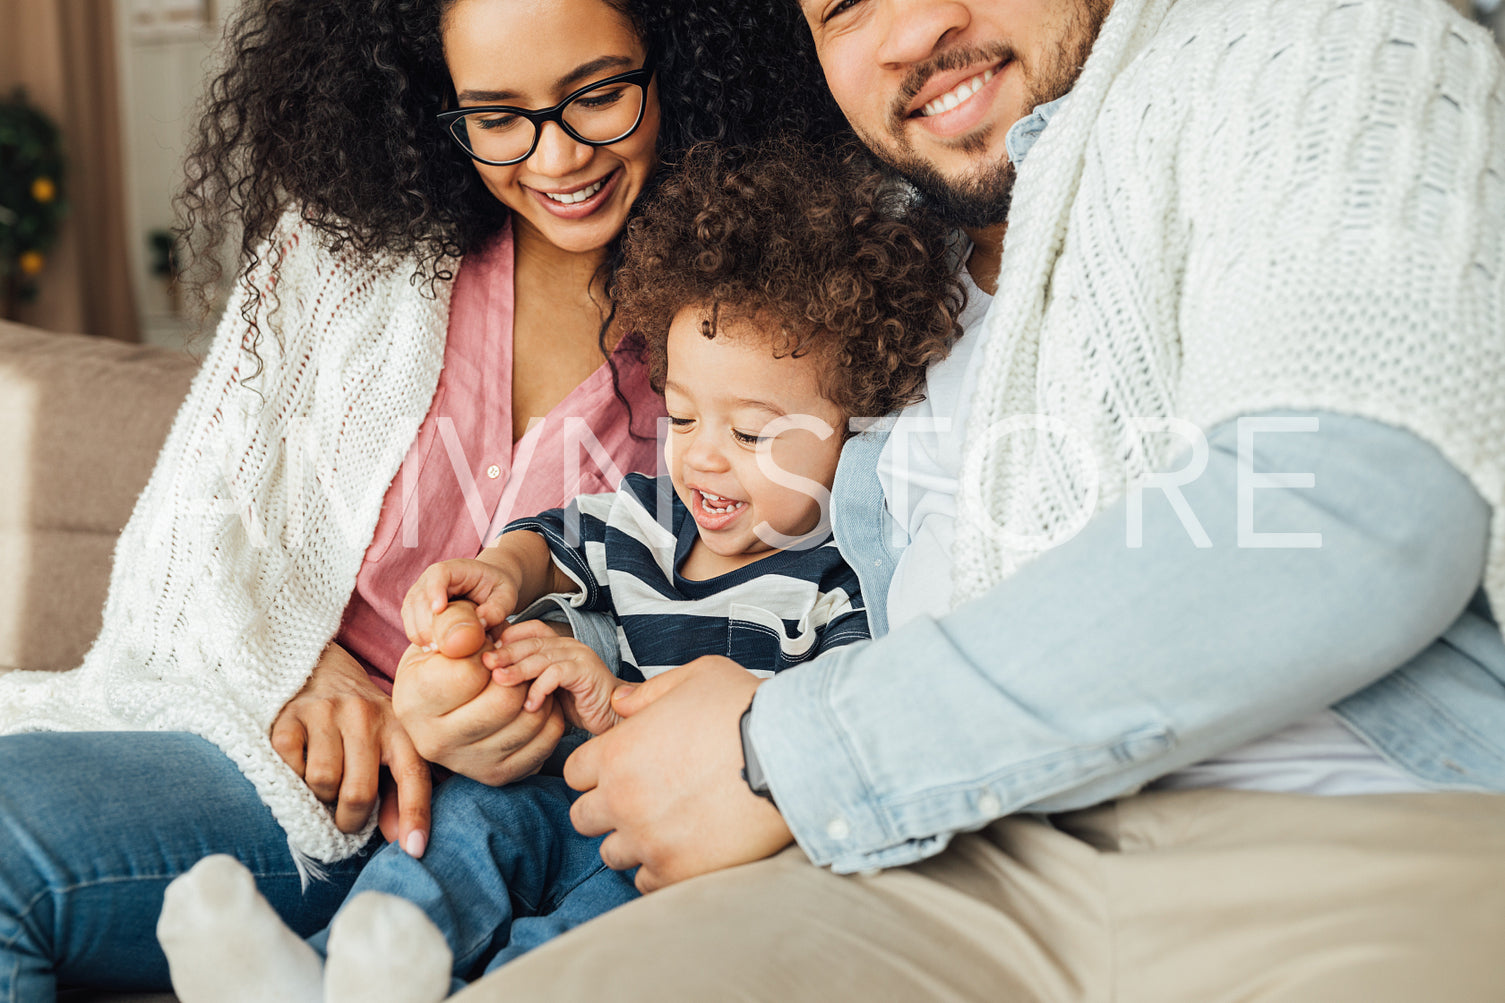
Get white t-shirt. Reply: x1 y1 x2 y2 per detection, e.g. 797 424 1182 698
879 268 992 631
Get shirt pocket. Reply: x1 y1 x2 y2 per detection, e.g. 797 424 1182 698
727 603 820 678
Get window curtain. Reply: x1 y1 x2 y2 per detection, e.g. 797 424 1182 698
0 0 139 342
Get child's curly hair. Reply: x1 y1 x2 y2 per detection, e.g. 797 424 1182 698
613 138 966 420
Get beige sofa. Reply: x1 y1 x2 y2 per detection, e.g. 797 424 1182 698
0 320 199 676
1 319 196 1001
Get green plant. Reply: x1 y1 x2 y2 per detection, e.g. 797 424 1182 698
148 228 183 315
0 88 68 314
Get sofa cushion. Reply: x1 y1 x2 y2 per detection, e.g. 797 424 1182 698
0 321 198 674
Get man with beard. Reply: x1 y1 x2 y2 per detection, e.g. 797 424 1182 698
467 0 1505 998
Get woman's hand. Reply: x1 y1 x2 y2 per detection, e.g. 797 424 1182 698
486 619 623 734
269 641 432 856
392 600 567 785
401 558 522 651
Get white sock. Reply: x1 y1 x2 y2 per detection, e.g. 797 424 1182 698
323 891 454 1003
157 854 325 1003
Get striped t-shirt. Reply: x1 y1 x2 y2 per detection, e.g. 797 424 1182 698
506 473 869 682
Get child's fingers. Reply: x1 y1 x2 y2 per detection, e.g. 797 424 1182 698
425 574 451 616
524 666 565 713
493 628 557 665
475 594 516 636
408 562 476 647
488 645 559 683
487 642 575 684
407 566 460 649
502 646 618 735
422 562 478 615
401 574 434 648
400 592 422 648
498 619 563 645
480 628 540 671
489 658 542 684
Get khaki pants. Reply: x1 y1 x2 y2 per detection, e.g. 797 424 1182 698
454 790 1505 1002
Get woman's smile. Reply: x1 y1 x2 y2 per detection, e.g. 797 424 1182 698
525 166 622 219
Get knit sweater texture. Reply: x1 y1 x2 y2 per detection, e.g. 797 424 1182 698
0 217 453 864
955 0 1505 632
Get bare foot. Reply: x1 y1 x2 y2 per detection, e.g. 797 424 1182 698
323 891 453 1003
157 855 323 1003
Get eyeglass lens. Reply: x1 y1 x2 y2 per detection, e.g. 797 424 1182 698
452 78 646 164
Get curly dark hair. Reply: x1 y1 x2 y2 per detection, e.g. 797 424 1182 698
613 138 967 422
178 0 848 319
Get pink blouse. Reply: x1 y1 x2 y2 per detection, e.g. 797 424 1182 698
337 224 665 691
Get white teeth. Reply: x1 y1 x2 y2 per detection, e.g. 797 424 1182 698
543 178 605 204
699 490 745 514
920 67 996 118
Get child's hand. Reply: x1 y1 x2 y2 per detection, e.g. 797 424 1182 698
402 559 521 655
485 620 622 735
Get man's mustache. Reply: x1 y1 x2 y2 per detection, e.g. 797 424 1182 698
889 43 1016 132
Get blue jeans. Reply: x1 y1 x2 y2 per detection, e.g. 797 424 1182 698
0 732 371 1002
308 774 639 993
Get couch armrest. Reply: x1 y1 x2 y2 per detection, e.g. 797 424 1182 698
0 321 199 673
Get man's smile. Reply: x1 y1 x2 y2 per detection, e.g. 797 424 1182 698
889 45 1016 144
911 63 1003 119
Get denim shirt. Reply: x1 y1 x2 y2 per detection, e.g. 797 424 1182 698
752 412 1505 873
743 99 1505 874
1004 94 1067 165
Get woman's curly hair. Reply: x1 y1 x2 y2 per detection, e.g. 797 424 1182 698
613 138 967 422
177 0 849 322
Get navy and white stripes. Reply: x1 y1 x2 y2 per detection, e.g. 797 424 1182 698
506 474 868 682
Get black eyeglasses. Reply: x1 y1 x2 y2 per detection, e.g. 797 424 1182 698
437 59 655 167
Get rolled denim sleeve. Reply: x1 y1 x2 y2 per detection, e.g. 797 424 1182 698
750 412 1490 873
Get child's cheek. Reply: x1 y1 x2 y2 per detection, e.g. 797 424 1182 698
661 430 682 481
769 431 827 481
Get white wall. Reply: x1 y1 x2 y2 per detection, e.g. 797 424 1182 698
115 0 240 349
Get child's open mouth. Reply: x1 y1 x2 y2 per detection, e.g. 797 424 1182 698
691 488 747 530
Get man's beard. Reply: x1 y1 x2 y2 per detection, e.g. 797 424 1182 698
859 0 1110 229
873 135 1019 229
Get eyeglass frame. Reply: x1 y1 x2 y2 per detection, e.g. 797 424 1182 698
436 57 657 167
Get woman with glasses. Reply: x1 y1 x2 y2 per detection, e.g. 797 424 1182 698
0 0 843 998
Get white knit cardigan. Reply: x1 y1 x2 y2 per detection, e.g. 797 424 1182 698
955 0 1505 634
0 218 455 864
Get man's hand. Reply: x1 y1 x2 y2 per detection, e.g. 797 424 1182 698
393 601 567 786
564 656 794 893
486 620 623 734
270 641 432 857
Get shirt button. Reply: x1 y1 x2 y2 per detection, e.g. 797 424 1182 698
826 817 851 841
486 464 502 479
977 792 1003 817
